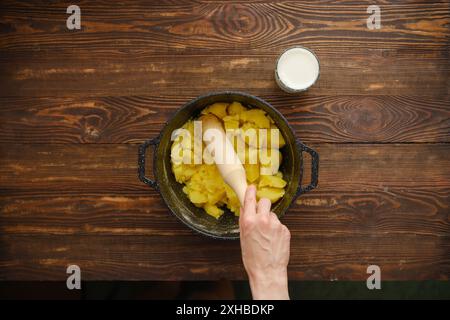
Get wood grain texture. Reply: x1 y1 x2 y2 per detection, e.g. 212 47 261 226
1 187 448 238
1 0 448 54
0 143 448 280
0 0 449 281
1 234 448 281
1 143 449 194
0 95 449 143
0 1 449 96
1 50 448 97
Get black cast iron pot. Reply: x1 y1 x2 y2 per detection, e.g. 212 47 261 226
138 91 319 239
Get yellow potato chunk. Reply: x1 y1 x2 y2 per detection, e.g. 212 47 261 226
170 141 183 165
242 146 258 165
259 149 282 175
186 189 208 204
172 163 196 183
227 101 247 116
239 122 258 147
170 101 287 218
180 120 195 149
208 191 225 205
260 126 286 149
239 126 284 149
256 187 285 203
223 115 240 130
204 204 224 219
171 144 195 166
240 109 271 129
201 102 229 119
224 184 240 215
244 163 260 183
260 164 279 176
272 125 286 148
259 175 287 188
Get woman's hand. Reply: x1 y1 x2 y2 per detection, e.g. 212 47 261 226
239 185 290 300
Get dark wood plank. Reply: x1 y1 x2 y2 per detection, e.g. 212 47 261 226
1 186 448 237
1 143 448 237
1 0 448 54
1 50 448 97
0 143 448 280
0 0 449 283
1 143 449 194
0 234 448 281
0 95 449 143
0 1 449 97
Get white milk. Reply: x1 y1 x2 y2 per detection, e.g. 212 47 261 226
276 47 320 92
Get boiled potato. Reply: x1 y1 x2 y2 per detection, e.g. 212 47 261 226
270 125 286 148
259 126 286 149
223 114 240 130
224 184 240 215
208 191 225 204
261 163 279 176
238 124 284 149
259 175 287 188
228 101 247 116
201 102 229 119
171 144 195 166
172 163 196 183
256 187 285 203
204 204 224 219
186 189 208 204
171 101 287 219
239 122 258 147
259 149 282 175
180 120 195 149
170 140 183 165
259 148 282 164
244 163 260 183
244 146 258 165
240 109 271 129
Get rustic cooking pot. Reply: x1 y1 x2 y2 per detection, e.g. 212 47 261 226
138 91 319 239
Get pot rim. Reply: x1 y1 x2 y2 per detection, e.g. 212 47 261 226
158 90 303 146
148 91 314 239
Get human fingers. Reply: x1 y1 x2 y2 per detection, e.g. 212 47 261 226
257 198 271 215
242 185 257 219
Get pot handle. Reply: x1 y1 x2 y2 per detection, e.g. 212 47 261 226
138 137 159 189
295 140 319 196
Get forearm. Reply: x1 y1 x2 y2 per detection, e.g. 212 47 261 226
248 269 290 300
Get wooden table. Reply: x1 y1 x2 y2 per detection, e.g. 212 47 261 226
0 1 449 281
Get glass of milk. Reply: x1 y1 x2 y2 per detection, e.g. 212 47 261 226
275 46 320 93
